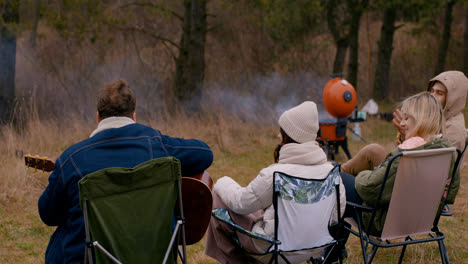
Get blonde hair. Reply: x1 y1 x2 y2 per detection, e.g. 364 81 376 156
400 92 445 141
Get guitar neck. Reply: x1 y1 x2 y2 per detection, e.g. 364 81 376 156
24 156 213 192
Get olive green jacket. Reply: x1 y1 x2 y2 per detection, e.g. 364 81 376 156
355 138 458 235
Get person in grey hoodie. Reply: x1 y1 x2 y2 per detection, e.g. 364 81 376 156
393 71 468 152
343 71 467 188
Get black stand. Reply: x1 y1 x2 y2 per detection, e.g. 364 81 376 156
318 137 352 161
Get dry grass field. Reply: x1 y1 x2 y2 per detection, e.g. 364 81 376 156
0 113 467 263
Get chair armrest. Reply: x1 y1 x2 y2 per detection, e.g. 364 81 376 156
346 201 374 212
212 208 280 245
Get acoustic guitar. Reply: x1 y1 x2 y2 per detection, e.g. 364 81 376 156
24 155 213 245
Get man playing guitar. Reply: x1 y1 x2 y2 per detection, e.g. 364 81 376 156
37 79 213 263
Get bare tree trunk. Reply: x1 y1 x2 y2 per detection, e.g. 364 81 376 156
174 0 207 112
347 15 360 89
347 0 368 90
326 0 348 75
0 0 19 123
29 0 41 47
373 8 396 100
174 0 191 102
464 5 468 76
435 0 456 75
333 40 348 74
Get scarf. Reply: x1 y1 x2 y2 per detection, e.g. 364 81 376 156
278 141 328 165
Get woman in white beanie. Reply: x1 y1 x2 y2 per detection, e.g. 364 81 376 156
205 101 346 264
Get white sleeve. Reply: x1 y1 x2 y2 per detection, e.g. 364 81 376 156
213 168 273 215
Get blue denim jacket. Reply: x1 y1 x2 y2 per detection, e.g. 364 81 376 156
38 123 213 263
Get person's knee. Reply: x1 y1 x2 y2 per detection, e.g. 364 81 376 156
363 144 384 154
363 144 385 158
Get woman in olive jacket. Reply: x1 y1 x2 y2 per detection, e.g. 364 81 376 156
350 92 457 235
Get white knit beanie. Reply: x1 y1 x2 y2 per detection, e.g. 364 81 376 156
278 101 319 143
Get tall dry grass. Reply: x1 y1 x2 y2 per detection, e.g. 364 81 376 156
0 109 277 205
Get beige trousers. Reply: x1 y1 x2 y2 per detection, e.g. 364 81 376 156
204 193 262 264
341 144 387 176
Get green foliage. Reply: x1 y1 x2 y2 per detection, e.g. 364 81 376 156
42 0 116 42
0 0 20 32
261 0 322 45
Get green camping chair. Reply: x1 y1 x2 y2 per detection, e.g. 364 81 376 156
78 157 186 264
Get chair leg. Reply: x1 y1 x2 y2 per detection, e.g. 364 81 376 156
268 252 277 264
84 246 93 264
164 220 183 264
398 245 407 264
279 252 292 264
92 242 122 264
368 245 378 264
438 240 446 264
337 245 344 264
178 248 184 263
438 240 450 264
358 236 369 263
180 225 187 264
354 211 369 264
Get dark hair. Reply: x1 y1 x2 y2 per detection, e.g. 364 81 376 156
97 79 136 119
274 128 298 163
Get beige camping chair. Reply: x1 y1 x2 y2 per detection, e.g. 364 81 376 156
345 147 461 264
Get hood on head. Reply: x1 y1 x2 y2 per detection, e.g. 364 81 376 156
428 71 468 120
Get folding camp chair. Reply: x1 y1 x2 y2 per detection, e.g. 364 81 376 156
344 147 462 264
212 165 344 264
78 157 187 264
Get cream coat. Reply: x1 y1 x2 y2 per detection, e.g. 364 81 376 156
213 141 346 251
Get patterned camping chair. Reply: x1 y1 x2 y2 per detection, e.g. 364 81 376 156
212 165 344 264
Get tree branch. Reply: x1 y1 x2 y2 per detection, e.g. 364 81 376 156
115 25 180 49
119 2 183 22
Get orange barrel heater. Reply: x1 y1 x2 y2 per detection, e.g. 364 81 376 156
317 76 357 160
317 118 347 142
323 77 357 118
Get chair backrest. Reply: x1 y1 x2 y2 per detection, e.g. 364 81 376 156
79 157 182 264
273 166 340 252
381 147 456 241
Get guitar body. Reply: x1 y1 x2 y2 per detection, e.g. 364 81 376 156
25 155 214 246
181 175 213 245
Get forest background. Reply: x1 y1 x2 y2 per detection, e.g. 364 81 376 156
1 0 468 263
0 0 467 124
